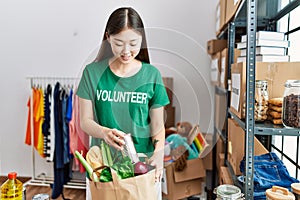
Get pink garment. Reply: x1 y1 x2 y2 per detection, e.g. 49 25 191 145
69 93 89 173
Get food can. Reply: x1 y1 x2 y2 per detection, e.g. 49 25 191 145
214 184 244 199
266 186 295 200
291 183 300 200
123 133 139 164
32 193 50 200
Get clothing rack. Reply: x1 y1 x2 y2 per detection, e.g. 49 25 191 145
25 76 86 190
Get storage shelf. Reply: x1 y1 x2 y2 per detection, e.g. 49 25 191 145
235 0 279 21
228 109 300 136
217 0 281 39
212 0 300 198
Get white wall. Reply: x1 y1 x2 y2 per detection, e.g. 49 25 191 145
0 0 218 176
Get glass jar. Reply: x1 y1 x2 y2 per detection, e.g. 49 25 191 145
282 80 300 128
255 80 269 122
214 184 244 200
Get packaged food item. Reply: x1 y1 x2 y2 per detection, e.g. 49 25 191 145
255 80 269 121
282 80 300 128
0 172 23 200
243 80 269 121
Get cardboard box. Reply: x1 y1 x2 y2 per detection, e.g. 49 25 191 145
220 48 241 89
216 0 227 36
162 158 205 200
163 77 174 107
207 39 227 55
201 133 224 171
164 106 175 128
210 52 221 86
227 118 269 175
225 0 242 24
215 93 227 132
217 153 225 172
219 166 233 185
230 62 300 119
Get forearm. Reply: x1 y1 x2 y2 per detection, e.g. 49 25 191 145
78 97 125 150
79 97 105 139
152 127 165 154
80 117 108 139
150 107 166 157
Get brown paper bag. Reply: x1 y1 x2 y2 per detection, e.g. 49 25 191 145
89 167 157 200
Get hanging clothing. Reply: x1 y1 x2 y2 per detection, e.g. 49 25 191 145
25 88 45 158
69 93 89 173
51 82 71 199
42 84 52 161
50 84 55 162
25 79 83 198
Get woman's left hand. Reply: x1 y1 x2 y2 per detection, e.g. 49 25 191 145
147 150 164 182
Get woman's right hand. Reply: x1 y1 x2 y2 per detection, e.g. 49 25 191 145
103 128 126 151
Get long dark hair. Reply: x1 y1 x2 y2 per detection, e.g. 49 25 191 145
94 7 150 63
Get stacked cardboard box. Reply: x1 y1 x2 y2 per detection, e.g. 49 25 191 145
215 0 227 36
236 31 290 63
220 48 241 89
207 39 227 86
225 0 242 24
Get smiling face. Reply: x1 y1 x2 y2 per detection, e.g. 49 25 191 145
108 28 143 64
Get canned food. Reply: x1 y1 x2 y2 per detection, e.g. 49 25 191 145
291 183 300 200
214 184 244 199
32 193 50 200
266 186 295 200
123 133 139 164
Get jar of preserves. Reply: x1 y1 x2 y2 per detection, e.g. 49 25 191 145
282 80 300 128
255 80 269 122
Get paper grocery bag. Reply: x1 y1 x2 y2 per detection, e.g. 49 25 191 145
89 167 157 200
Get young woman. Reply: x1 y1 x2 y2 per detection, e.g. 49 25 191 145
76 7 170 199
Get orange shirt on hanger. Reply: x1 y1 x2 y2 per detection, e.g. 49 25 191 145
25 88 45 158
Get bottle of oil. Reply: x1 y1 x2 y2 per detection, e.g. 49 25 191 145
0 172 23 200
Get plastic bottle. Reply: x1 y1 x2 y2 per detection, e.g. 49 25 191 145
0 172 23 200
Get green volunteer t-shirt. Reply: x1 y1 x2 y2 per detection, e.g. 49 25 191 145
76 58 170 154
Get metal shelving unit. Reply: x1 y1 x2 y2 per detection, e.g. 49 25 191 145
212 0 300 199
